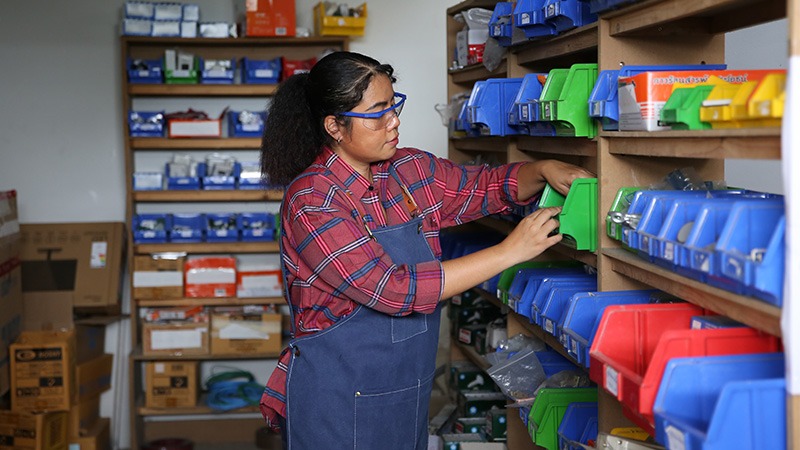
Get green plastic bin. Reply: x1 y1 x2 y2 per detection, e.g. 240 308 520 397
538 178 598 252
540 64 598 138
606 186 640 246
660 85 715 130
527 387 598 450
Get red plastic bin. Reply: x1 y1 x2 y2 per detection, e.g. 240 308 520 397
589 303 781 435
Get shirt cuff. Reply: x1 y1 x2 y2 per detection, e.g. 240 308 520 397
412 259 444 314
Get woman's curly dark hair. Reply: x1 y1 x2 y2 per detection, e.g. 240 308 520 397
260 51 396 187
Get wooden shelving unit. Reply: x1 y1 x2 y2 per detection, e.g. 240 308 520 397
444 0 792 448
121 35 349 449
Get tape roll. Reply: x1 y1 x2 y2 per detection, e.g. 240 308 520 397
142 438 194 450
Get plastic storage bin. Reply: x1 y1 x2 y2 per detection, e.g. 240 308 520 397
200 58 236 84
527 388 598 450
133 214 170 243
589 302 780 434
129 111 165 137
511 73 556 136
489 2 516 47
557 402 598 450
241 57 281 84
170 213 205 243
514 0 556 39
606 186 640 244
238 213 276 241
201 162 240 190
539 282 597 337
560 290 661 367
540 65 598 138
205 213 239 242
467 78 525 136
127 58 163 84
314 2 367 36
653 353 785 450
515 267 592 318
543 0 597 33
530 276 596 327
497 260 581 305
660 84 716 130
588 70 620 131
166 161 203 190
227 110 266 138
538 178 598 251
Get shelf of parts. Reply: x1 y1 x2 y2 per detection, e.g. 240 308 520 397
136 297 284 307
133 190 283 202
131 137 262 149
600 129 781 160
132 347 284 361
134 241 279 254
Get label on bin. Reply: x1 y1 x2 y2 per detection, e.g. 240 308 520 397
605 365 619 397
520 13 531 25
664 243 674 260
570 340 578 356
544 319 554 334
665 425 687 450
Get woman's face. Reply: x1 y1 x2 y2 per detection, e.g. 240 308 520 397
333 75 401 178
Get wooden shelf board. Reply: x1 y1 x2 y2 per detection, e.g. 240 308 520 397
451 136 511 153
605 0 786 36
602 247 782 336
133 190 283 202
550 244 598 268
449 63 508 85
123 36 347 46
136 297 284 307
137 395 261 416
134 241 279 254
132 347 283 361
600 129 781 160
517 136 598 157
129 84 277 96
131 138 261 149
512 23 599 66
456 342 492 372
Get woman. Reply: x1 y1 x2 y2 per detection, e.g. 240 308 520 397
259 51 592 449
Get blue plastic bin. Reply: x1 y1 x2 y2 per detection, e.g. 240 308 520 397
531 276 596 327
514 0 557 39
238 213 276 242
489 2 516 47
588 70 619 131
536 350 579 376
206 213 239 242
560 290 660 367
557 402 598 450
170 213 205 243
511 73 557 136
127 58 163 84
455 99 481 137
200 58 236 84
129 111 165 137
201 162 240 190
653 353 785 450
540 282 597 337
166 162 204 190
543 0 597 33
132 214 170 243
713 200 784 297
467 78 525 136
227 110 267 138
515 267 591 319
241 57 281 84
752 214 785 305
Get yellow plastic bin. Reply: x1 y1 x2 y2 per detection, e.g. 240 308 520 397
314 2 367 36
747 72 786 123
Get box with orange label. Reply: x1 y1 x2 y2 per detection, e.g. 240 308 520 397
210 306 282 355
236 261 282 298
133 254 184 300
142 306 209 356
10 330 77 412
617 69 781 131
184 256 236 298
144 361 198 408
245 0 295 37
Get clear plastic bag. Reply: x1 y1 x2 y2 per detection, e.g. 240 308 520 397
487 347 546 403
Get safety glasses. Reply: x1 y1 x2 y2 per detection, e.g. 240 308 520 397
339 92 406 131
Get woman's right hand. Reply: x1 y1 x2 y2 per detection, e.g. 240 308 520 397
498 206 563 266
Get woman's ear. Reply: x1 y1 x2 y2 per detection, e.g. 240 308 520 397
324 115 342 142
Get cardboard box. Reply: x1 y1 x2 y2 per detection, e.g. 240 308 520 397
19 222 126 311
10 330 77 412
210 307 281 355
167 117 222 138
74 325 105 364
142 321 209 357
245 0 295 37
184 256 236 298
69 417 109 450
133 254 185 300
67 394 100 439
76 354 112 402
0 191 22 397
0 410 68 450
617 69 782 131
235 262 281 298
144 361 198 408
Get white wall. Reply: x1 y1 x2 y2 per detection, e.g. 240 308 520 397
0 1 787 448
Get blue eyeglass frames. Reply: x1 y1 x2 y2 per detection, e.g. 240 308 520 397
339 92 406 130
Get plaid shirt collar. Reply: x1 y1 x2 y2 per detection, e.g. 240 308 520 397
318 146 387 200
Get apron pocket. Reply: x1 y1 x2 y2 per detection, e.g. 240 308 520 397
354 382 420 450
391 312 428 343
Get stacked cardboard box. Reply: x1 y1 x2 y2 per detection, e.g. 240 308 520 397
0 191 22 397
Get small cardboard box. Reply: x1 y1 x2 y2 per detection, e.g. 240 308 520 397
184 256 236 298
245 0 295 37
0 410 68 450
67 393 101 439
142 321 209 357
0 191 22 397
210 307 281 355
19 222 126 311
144 361 198 408
10 330 77 412
133 254 185 300
167 116 222 138
69 417 110 450
236 262 282 298
76 354 112 402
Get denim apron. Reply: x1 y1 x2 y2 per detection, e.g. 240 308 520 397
282 169 441 450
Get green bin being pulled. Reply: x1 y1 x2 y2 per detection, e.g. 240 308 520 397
538 178 598 252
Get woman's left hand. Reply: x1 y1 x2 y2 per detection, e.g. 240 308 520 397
540 160 595 196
